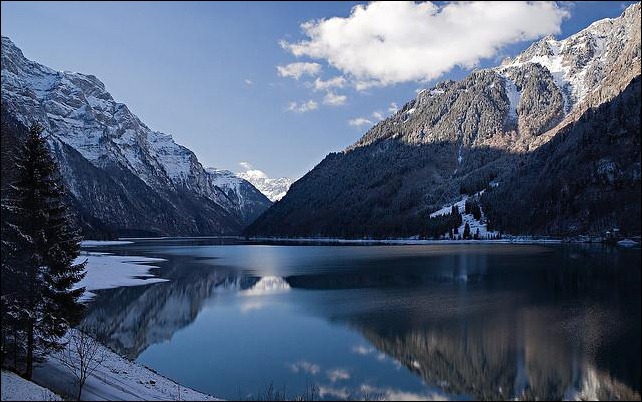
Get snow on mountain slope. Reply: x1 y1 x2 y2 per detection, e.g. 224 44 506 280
246 4 640 239
237 164 293 202
499 3 641 113
3 35 207 195
206 168 272 224
430 192 499 240
1 36 271 234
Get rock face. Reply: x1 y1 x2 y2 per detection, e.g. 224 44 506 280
1 36 271 237
247 3 641 238
482 76 641 236
206 168 276 224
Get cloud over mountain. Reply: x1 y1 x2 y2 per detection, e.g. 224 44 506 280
281 1 569 88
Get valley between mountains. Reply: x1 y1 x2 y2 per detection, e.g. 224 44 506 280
2 3 640 240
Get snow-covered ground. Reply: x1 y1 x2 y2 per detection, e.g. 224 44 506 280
429 192 499 240
5 246 220 401
617 239 640 247
32 333 220 401
75 252 169 301
81 240 133 247
1 370 62 401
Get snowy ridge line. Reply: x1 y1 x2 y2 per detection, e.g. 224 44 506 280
237 166 293 202
1 36 270 232
496 4 639 113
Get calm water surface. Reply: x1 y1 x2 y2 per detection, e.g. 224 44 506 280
83 239 641 400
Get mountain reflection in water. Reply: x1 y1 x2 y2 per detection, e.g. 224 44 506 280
83 241 641 400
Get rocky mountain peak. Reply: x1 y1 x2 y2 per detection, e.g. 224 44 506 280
246 3 641 239
352 3 640 152
1 36 271 236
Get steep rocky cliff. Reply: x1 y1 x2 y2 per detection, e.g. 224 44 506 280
1 37 271 237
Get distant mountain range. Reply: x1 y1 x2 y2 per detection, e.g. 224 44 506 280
247 3 641 238
1 36 271 237
237 165 292 202
2 3 639 240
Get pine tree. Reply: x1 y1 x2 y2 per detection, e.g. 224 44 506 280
463 222 471 239
2 124 86 379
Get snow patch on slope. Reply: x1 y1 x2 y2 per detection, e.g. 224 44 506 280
1 35 261 219
430 191 499 239
32 333 220 401
502 76 521 121
1 370 61 401
497 7 635 114
206 168 247 210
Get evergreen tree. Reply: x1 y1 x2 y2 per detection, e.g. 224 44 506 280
463 222 471 239
474 228 480 240
1 124 86 379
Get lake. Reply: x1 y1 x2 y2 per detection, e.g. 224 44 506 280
82 239 641 400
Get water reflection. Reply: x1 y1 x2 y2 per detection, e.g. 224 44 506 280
83 242 640 400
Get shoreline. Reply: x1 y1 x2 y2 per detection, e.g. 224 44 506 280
89 235 640 247
246 236 565 245
15 248 222 401
32 334 220 401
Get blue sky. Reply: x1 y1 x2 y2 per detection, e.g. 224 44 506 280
1 1 634 179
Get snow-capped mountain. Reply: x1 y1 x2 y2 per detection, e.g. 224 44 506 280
205 168 274 223
500 4 641 111
248 3 641 238
237 165 292 202
1 36 271 236
353 3 640 151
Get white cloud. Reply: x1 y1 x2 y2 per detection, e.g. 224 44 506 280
313 76 346 91
348 117 373 128
244 78 253 86
286 100 318 113
288 361 320 375
281 1 569 87
318 386 350 400
277 62 322 79
372 111 384 121
326 369 350 382
359 384 450 401
355 80 384 91
323 92 347 106
238 162 270 181
352 345 375 355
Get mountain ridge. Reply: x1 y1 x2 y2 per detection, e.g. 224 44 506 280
1 36 271 237
247 3 641 238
